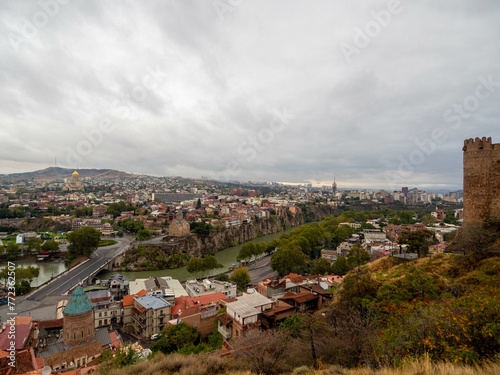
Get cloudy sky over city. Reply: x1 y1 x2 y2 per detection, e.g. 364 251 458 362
1 0 499 190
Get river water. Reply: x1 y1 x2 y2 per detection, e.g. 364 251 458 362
0 260 67 287
99 223 312 282
0 221 316 285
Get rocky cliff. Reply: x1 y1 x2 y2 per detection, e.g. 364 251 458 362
122 204 336 271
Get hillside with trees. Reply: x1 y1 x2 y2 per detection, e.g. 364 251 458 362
100 220 500 374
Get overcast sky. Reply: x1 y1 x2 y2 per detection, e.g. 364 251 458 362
1 1 499 191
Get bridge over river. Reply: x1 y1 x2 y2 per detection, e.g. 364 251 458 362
26 236 133 301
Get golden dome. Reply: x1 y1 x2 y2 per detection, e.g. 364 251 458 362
72 171 79 175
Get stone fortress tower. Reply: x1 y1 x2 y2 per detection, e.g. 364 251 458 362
462 137 500 225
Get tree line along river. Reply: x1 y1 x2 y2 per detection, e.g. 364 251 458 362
0 221 319 286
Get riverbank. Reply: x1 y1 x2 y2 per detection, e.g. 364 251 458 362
99 218 323 282
120 205 336 273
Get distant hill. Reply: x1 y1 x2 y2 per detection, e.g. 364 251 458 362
0 167 141 182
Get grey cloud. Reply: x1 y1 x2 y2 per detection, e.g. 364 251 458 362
1 0 499 190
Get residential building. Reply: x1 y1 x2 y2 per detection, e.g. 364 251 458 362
85 288 122 328
71 218 103 231
132 293 171 338
170 292 227 338
129 276 188 299
217 292 274 340
185 279 237 299
320 249 337 263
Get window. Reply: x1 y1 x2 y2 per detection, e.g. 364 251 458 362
99 312 102 317
81 330 83 338
73 332 76 339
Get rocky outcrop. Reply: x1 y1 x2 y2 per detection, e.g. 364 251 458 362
122 204 336 271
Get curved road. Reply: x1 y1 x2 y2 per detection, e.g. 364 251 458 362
26 236 133 301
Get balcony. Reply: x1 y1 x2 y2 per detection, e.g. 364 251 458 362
218 325 232 339
132 315 146 328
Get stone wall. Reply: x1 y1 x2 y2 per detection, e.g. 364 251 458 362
63 310 95 346
463 137 500 224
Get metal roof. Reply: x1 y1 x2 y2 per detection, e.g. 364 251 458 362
135 294 170 310
63 286 93 315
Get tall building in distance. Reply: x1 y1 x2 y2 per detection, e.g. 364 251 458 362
463 137 500 225
332 177 337 195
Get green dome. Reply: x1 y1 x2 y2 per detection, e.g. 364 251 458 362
63 286 93 315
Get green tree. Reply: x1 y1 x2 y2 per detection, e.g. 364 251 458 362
230 266 251 288
196 198 202 209
186 257 204 276
398 229 437 258
0 265 40 295
398 211 415 225
151 323 200 354
202 255 223 271
100 347 139 372
346 243 371 270
137 228 152 240
271 245 306 277
421 214 437 227
279 314 303 338
6 243 19 259
215 273 229 282
41 240 60 252
309 257 332 275
26 238 41 253
190 222 212 237
266 239 279 255
331 256 349 276
237 243 255 262
67 227 101 257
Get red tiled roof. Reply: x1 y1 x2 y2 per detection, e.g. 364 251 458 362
90 297 110 303
13 316 33 326
192 292 226 306
109 331 123 349
0 324 32 350
171 295 191 316
37 318 63 329
279 292 318 304
123 289 148 307
179 306 200 318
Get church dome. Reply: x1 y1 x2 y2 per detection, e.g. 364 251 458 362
63 286 93 315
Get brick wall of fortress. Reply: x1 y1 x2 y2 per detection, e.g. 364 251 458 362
463 137 500 224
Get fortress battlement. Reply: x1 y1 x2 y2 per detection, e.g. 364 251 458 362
463 137 493 151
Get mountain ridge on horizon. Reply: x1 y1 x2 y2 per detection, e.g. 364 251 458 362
0 167 142 182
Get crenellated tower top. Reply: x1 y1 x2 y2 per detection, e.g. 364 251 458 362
463 137 493 151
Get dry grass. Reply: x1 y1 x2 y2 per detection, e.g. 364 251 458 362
318 357 500 375
102 354 500 375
